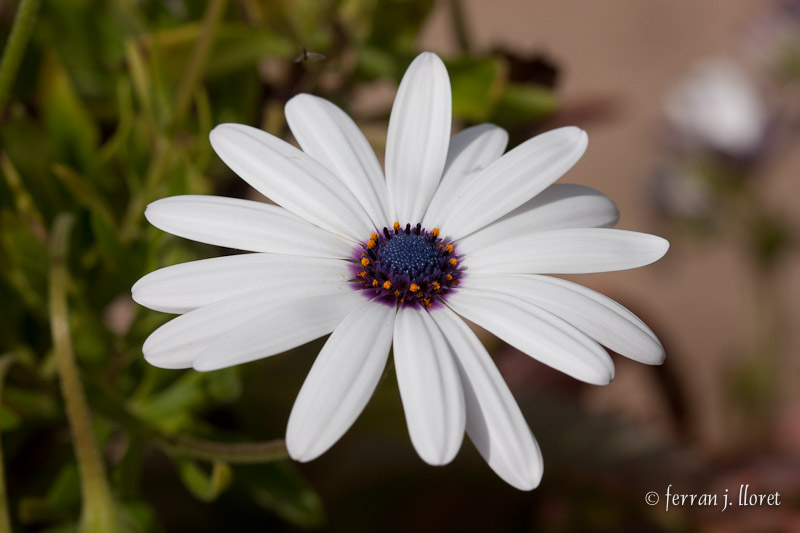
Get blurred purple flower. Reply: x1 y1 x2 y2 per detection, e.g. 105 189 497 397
664 59 768 158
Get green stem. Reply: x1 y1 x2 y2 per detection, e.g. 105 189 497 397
156 435 288 464
172 0 226 128
0 354 16 533
119 137 173 241
49 214 125 533
0 0 42 111
448 0 471 54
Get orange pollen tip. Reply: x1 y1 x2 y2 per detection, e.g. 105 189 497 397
358 271 367 277
372 279 379 287
409 283 420 292
370 232 378 241
446 274 453 280
423 298 431 307
448 258 458 266
432 228 439 237
450 280 459 286
445 244 453 253
394 290 401 297
383 280 392 289
366 240 376 249
393 222 401 231
432 282 441 290
361 257 370 267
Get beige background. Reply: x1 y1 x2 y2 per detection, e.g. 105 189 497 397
418 0 800 454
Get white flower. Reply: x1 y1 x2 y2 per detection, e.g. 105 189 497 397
132 52 669 490
664 58 767 157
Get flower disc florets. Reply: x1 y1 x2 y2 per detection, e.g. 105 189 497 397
353 222 462 308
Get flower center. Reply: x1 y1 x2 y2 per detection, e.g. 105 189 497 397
353 222 462 308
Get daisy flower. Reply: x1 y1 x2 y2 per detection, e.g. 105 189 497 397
132 52 669 490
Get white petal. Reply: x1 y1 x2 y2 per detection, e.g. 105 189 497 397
285 94 389 227
209 124 374 240
393 305 465 465
430 306 542 490
446 288 614 385
145 195 354 257
457 184 619 255
286 302 395 462
385 52 452 223
142 284 359 369
441 127 588 239
192 290 364 371
132 254 351 314
462 274 665 364
422 124 508 228
462 228 670 274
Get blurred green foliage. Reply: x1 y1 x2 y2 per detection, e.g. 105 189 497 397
0 0 559 530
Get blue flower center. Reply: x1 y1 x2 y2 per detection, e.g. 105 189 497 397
352 223 463 308
379 232 440 278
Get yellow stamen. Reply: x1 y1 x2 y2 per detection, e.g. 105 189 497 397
366 239 376 249
445 244 453 254
437 243 443 248
446 274 453 281
372 279 379 287
432 228 439 237
450 280 459 286
432 282 440 290
358 271 367 277
394 290 401 298
393 222 400 231
383 280 392 290
423 298 432 307
448 258 458 266
361 257 370 267
370 232 378 241
409 283 420 293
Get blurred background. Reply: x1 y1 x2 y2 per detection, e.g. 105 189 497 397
0 0 798 531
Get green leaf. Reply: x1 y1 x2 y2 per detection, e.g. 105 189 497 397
492 83 558 126
89 211 130 271
18 463 81 525
46 463 82 510
356 46 402 80
0 153 46 233
0 404 19 430
37 0 133 100
0 106 61 219
236 462 325 529
52 164 115 227
206 25 295 77
206 367 241 404
124 39 155 123
446 57 504 122
0 211 49 313
363 0 434 57
118 499 158 533
69 304 110 365
4 384 60 421
18 498 70 526
130 372 208 432
145 22 294 84
177 459 233 503
38 52 100 171
130 366 242 434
